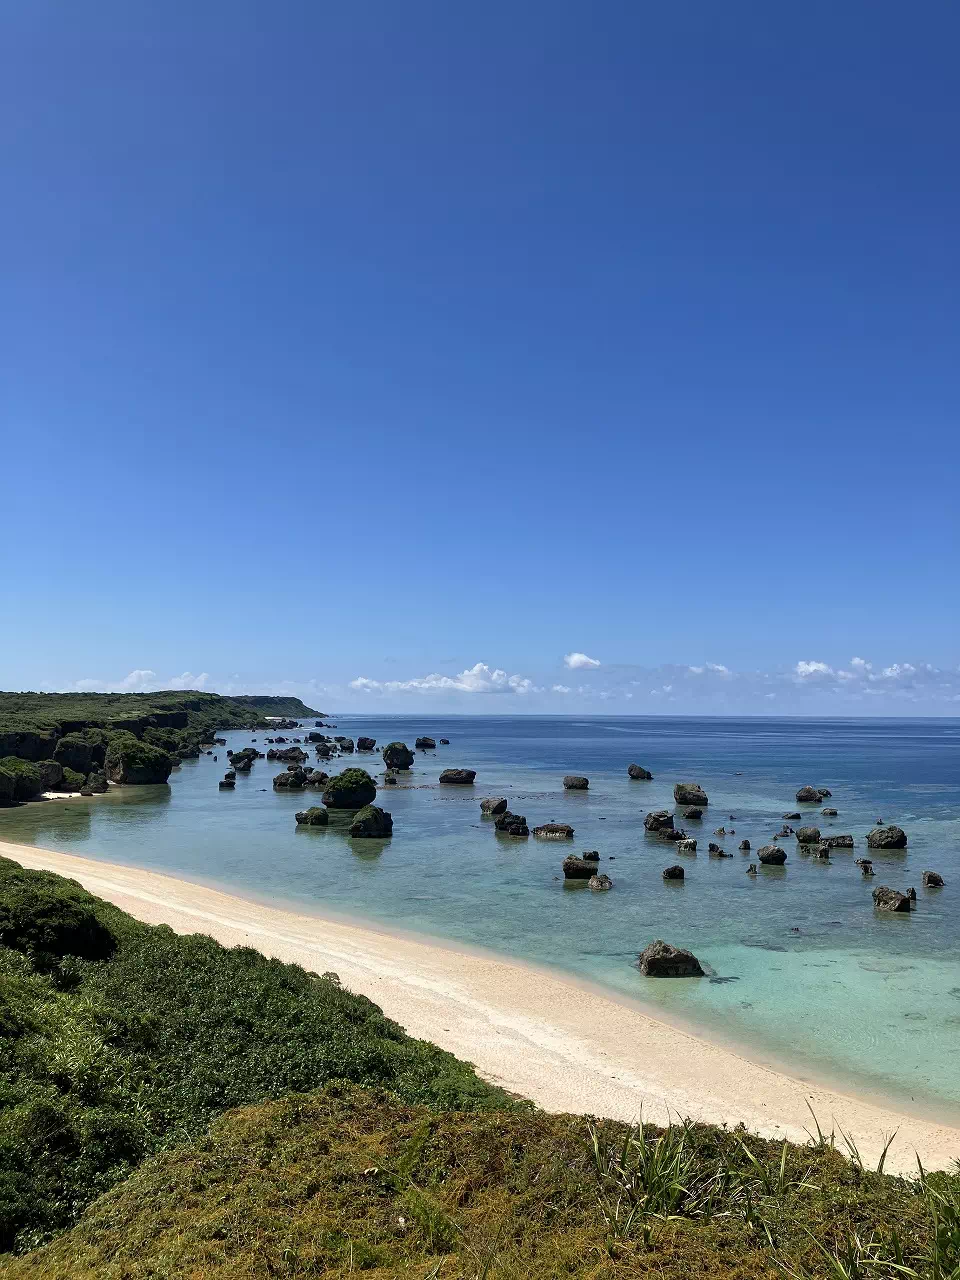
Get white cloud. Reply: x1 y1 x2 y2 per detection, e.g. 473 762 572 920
688 666 705 675
75 669 159 693
349 662 540 696
706 663 730 674
850 657 872 670
794 660 833 679
563 652 601 670
167 671 209 691
879 663 916 680
551 684 571 694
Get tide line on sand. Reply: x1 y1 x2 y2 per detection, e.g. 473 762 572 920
2 838 958 1176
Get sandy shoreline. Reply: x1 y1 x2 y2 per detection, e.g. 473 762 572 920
2 838 958 1175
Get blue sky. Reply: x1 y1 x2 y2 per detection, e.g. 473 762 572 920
3 1 958 714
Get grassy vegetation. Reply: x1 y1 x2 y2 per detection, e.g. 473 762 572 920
2 1084 958 1278
0 859 517 1253
0 692 321 735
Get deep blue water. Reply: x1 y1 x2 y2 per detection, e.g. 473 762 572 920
2 715 959 1118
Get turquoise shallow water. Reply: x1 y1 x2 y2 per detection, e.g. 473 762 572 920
1 715 959 1119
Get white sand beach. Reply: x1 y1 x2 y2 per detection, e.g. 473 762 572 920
3 838 958 1176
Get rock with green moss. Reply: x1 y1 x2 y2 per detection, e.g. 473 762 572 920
382 742 414 770
322 768 377 809
295 807 329 827
0 757 44 801
104 733 173 785
38 760 64 791
59 767 87 792
83 770 108 794
53 733 96 775
0 767 16 807
348 805 393 837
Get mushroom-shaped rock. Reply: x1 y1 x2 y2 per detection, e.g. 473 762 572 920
662 865 685 880
480 796 508 816
872 885 911 913
922 871 944 887
382 742 414 770
495 811 528 837
867 825 907 849
322 768 377 809
349 805 393 838
758 845 787 865
628 764 653 780
589 874 613 891
563 775 589 790
677 838 697 853
415 737 436 750
636 940 704 977
295 807 329 826
357 737 376 751
673 782 708 807
644 810 674 834
533 823 575 839
821 808 838 817
739 839 750 851
683 807 703 821
562 856 598 880
823 834 854 849
796 826 821 844
439 768 476 785
795 786 821 803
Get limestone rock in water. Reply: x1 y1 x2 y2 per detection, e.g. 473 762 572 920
796 826 821 844
746 864 758 875
382 742 415 770
923 870 944 887
563 775 589 790
480 796 508 816
104 734 173 785
84 771 108 794
589 874 613 891
268 746 308 764
867 825 908 849
356 737 376 751
53 733 95 775
562 856 598 880
273 768 307 790
295 807 329 826
533 823 575 839
818 788 832 799
822 834 854 849
673 782 708 807
739 839 751 850
322 768 377 809
495 811 528 837
303 770 330 788
439 768 476 784
683 807 703 821
581 850 600 861
782 812 802 820
440 738 450 745
758 845 787 865
637 940 704 977
218 778 235 790
232 756 253 773
795 786 821 803
338 738 355 754
776 825 794 838
662 864 685 880
349 805 393 838
415 737 436 750
644 810 674 834
382 774 398 786
677 838 697 853
856 858 875 876
38 760 64 791
872 885 911 913
224 769 237 781
821 807 838 817
627 763 653 780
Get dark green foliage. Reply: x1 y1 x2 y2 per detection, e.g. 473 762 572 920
0 762 41 803
349 804 393 837
321 767 377 809
294 807 328 826
103 734 173 785
383 741 415 769
51 734 94 775
0 860 515 1252
0 773 14 808
57 768 86 793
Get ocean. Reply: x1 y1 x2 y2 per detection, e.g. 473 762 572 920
1 715 958 1120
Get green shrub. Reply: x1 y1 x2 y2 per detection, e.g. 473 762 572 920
321 767 376 809
51 734 94 775
57 769 86 793
0 761 41 803
0 884 116 968
103 733 172 785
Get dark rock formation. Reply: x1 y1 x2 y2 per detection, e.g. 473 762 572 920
563 775 589 790
562 856 598 880
867 826 907 849
349 805 393 838
922 870 944 887
677 838 697 853
357 737 376 751
627 764 653 780
224 769 237 781
746 863 758 875
382 774 398 786
273 768 307 790
644 811 674 834
84 771 108 794
338 738 355 753
822 834 854 849
581 851 600 861
439 769 476 784
295 807 329 826
872 885 911 913
795 786 821 803
495 811 528 837
303 770 330 788
415 737 436 750
440 738 450 745
636 940 704 977
683 807 703 820
796 826 821 844
782 812 802 820
589 874 613 891
53 734 96 775
821 808 838 817
739 839 750 850
662 865 685 880
758 845 787 865
480 797 508 816
37 760 64 791
218 778 235 790
267 746 308 764
533 823 574 839
673 782 708 807
104 734 173 786
322 768 377 809
382 742 414 770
